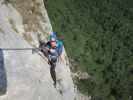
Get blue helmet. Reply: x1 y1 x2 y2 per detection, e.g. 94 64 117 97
50 32 57 40
51 37 56 42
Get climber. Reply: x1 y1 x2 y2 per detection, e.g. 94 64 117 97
48 32 64 57
39 32 64 86
39 32 64 60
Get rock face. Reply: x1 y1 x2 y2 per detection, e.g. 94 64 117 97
0 0 75 100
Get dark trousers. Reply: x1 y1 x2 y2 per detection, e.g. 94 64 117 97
39 42 57 86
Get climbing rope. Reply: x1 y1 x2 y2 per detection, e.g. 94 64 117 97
0 48 39 51
0 47 48 62
0 48 40 54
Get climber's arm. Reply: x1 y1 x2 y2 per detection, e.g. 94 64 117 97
58 47 65 63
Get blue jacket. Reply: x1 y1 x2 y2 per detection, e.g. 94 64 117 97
47 32 63 56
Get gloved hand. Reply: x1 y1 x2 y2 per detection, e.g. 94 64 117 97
32 48 39 54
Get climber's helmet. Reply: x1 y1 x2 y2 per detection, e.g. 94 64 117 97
50 37 56 42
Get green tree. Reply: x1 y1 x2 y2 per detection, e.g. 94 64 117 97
45 0 133 99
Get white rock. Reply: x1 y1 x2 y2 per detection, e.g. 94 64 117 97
0 0 75 100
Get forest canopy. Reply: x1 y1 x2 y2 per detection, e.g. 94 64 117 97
45 0 133 100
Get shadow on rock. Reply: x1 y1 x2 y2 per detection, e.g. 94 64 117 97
0 49 7 96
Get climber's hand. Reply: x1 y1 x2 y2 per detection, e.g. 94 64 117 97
58 54 65 64
32 48 39 54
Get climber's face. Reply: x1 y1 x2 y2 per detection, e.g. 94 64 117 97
50 41 57 48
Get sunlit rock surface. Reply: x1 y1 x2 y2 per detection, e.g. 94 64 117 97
0 0 75 100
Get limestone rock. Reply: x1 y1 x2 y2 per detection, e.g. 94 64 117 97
0 0 75 100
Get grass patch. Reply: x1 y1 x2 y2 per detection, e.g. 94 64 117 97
0 27 5 34
23 33 33 42
8 18 18 33
8 0 43 32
